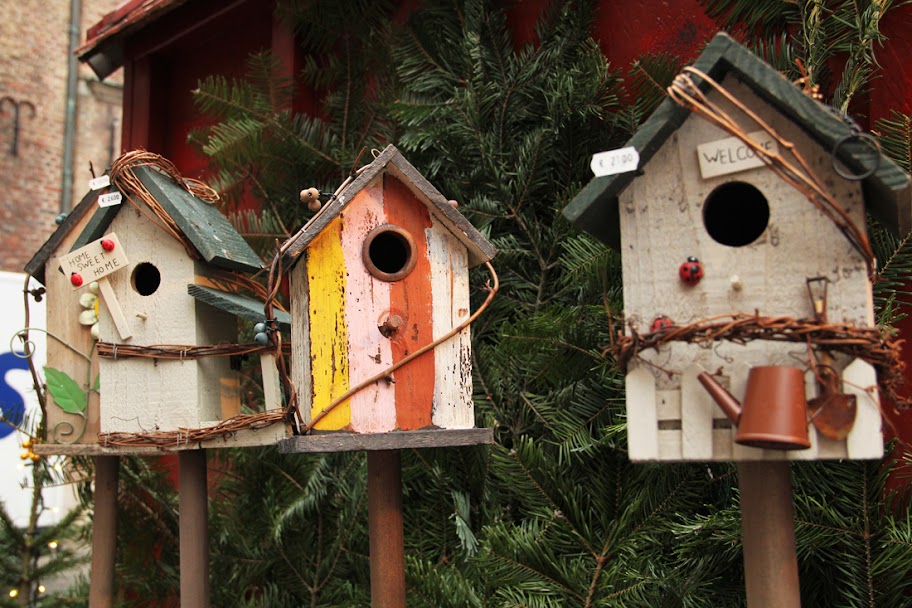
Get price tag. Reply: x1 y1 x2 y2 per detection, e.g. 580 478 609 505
590 147 639 177
89 175 111 190
97 192 122 208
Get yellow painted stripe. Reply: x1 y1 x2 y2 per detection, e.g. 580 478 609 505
307 217 351 430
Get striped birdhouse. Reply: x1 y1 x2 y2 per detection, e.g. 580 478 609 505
283 145 496 451
564 33 911 463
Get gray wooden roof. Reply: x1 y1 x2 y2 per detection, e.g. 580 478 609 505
188 285 291 332
563 32 912 249
284 144 497 268
24 187 112 285
26 166 263 284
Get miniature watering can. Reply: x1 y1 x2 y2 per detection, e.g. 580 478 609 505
697 366 811 450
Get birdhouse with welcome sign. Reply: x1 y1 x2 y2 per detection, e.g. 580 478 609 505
563 33 911 463
26 157 289 453
279 144 497 453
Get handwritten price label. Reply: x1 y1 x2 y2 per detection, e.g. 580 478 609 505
97 192 122 208
88 175 111 190
590 147 639 177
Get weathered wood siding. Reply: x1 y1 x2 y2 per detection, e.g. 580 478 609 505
291 173 474 433
619 74 881 462
98 203 199 434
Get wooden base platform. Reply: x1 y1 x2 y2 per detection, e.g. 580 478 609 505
278 428 494 453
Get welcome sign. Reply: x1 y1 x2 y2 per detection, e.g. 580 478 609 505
696 130 778 179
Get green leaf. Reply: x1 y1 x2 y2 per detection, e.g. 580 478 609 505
92 374 101 392
43 367 87 415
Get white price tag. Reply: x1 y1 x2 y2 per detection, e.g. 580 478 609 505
89 175 111 190
590 147 639 177
97 192 122 208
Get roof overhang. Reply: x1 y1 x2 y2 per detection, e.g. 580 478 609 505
563 32 912 249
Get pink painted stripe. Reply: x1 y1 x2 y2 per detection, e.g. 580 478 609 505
340 177 397 433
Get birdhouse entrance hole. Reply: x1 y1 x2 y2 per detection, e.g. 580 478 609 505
131 262 161 296
363 225 417 282
702 181 769 247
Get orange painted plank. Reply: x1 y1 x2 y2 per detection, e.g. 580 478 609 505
384 175 435 429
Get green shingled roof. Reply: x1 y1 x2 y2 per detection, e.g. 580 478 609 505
562 32 912 249
25 166 263 284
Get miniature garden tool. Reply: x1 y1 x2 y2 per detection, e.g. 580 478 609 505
806 277 857 441
697 366 811 450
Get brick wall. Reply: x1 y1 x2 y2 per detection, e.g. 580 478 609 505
0 0 122 274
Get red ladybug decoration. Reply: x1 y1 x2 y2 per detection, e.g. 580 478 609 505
70 273 83 287
679 256 703 286
101 239 115 252
650 316 675 333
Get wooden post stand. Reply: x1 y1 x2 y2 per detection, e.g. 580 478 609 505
738 461 801 607
179 450 210 608
367 450 406 608
89 455 119 608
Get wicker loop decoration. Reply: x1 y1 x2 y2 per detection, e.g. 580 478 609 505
610 313 906 409
109 150 220 259
666 67 876 278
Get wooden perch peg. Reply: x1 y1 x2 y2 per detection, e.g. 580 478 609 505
97 278 132 341
300 187 322 212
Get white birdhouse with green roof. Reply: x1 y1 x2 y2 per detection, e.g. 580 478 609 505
564 33 911 463
26 162 289 453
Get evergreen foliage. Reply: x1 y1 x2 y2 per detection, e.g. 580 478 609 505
98 0 912 605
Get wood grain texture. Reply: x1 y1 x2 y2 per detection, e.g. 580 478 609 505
134 165 263 272
616 70 879 463
341 178 396 433
844 358 883 459
306 217 351 430
428 216 473 429
385 175 435 430
99 203 200 434
188 284 291 332
284 144 496 268
42 207 102 445
290 267 312 424
626 367 658 460
261 354 283 411
564 31 911 247
277 428 494 453
681 365 713 460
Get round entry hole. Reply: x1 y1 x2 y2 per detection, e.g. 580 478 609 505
703 182 769 247
363 225 417 282
132 262 161 296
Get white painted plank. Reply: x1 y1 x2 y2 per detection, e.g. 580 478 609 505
682 365 714 460
844 359 883 459
97 277 132 340
656 390 680 420
260 354 282 411
429 218 473 429
626 366 659 461
657 430 681 460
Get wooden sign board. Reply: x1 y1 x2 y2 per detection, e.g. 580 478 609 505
58 233 128 287
696 130 778 179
